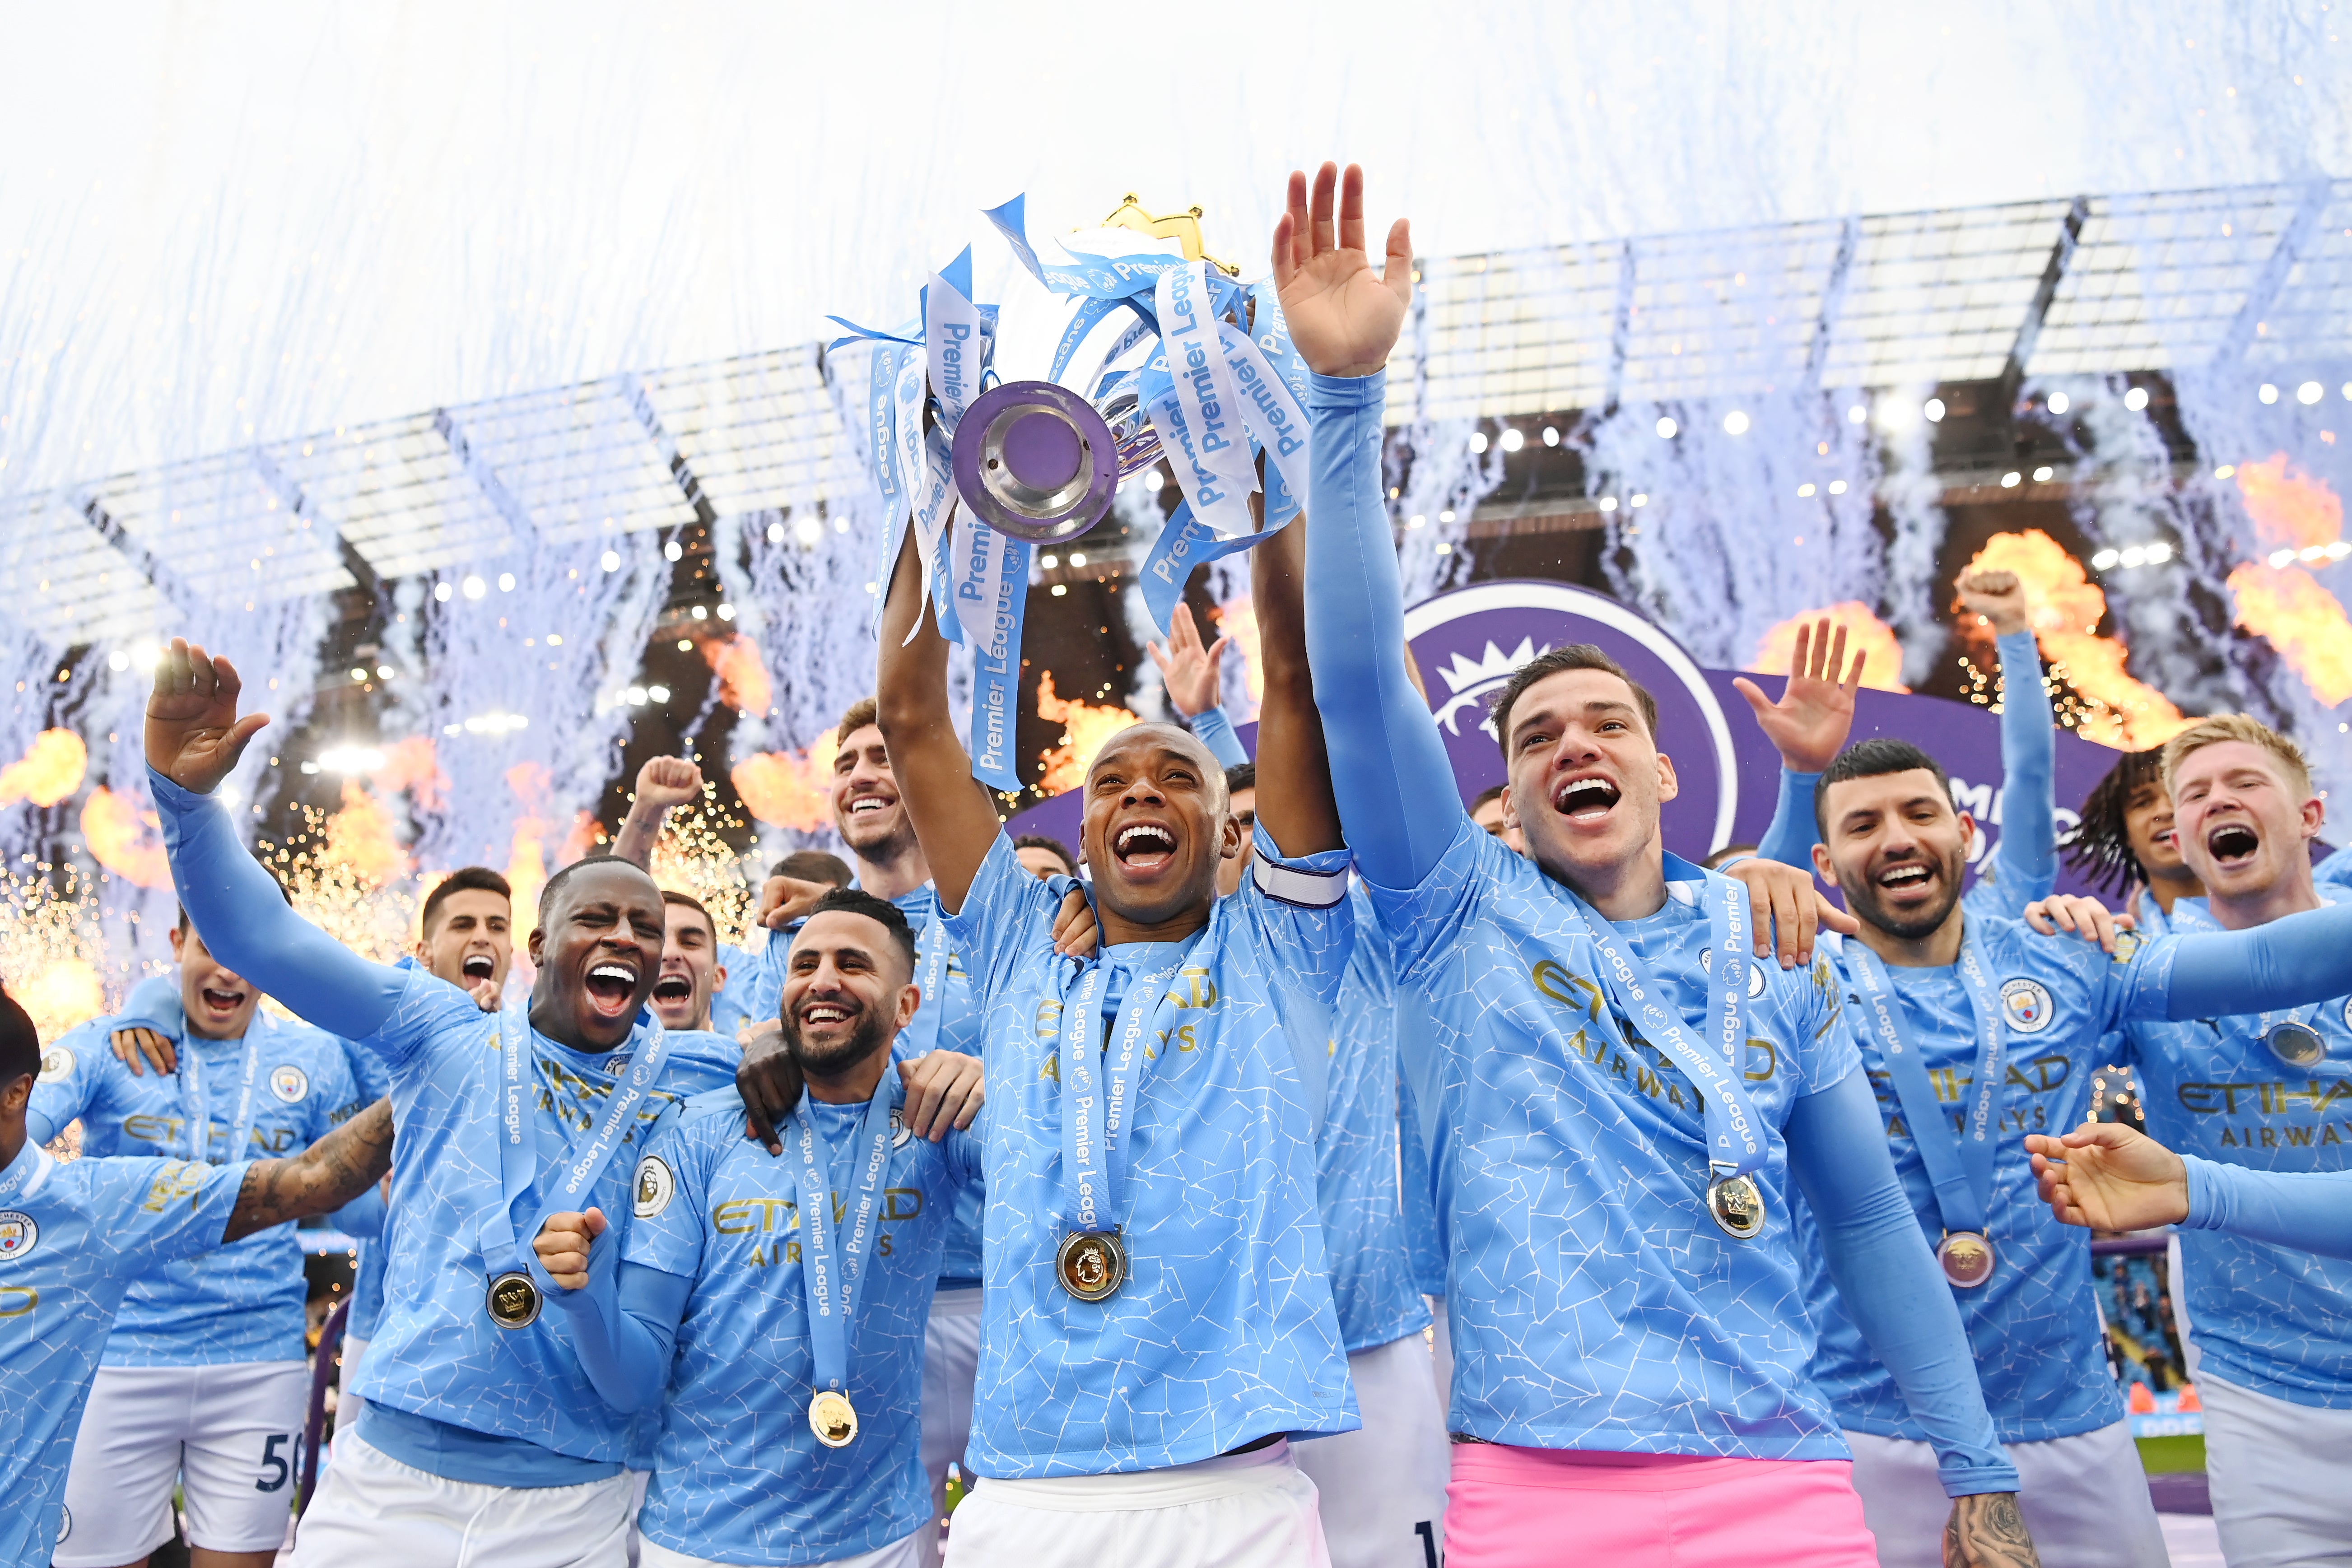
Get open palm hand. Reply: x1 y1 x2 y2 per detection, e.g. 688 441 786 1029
1273 163 1412 379
145 639 270 796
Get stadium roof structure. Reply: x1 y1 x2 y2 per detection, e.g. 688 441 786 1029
6 178 2349 649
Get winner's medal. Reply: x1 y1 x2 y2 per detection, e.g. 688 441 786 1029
1705 1173 1766 1240
1850 940 2012 1293
2267 1019 2327 1068
485 1270 542 1330
1937 1231 1997 1289
808 1389 860 1449
1056 1228 1128 1303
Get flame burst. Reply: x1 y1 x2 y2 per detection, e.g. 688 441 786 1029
1213 595 1264 721
79 786 173 888
2227 563 2352 706
2236 454 2343 553
256 808 418 964
1749 604 1910 692
373 736 446 814
1967 531 2188 749
1036 671 1140 796
0 865 110 1042
701 635 774 717
0 729 88 808
504 762 553 938
731 729 840 833
324 780 410 885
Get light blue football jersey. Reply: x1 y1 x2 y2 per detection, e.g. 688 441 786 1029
1396 1062 1447 1300
0 1145 247 1568
623 1084 981 1563
2126 979 2352 1405
1317 885 1430 1351
743 887 986 1289
945 832 1358 1476
349 968 741 1466
1802 917 2174 1441
1374 817 1866 1457
29 1007 359 1367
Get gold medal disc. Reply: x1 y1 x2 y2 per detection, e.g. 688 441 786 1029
1937 1231 1997 1289
808 1389 859 1449
1706 1175 1766 1241
2267 1021 2327 1068
1056 1229 1128 1302
485 1270 542 1330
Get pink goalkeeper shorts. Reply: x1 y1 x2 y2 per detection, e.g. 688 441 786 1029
1445 1442 1881 1568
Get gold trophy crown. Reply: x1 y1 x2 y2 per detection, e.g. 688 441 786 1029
1095 194 1241 277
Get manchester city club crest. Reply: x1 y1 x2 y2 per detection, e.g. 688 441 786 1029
37 1046 73 1084
1403 580 1740 855
0 1211 38 1265
2000 978 2056 1033
889 1109 913 1149
633 1154 675 1219
268 1064 310 1104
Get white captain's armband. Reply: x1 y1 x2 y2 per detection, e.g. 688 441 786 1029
1250 849 1348 909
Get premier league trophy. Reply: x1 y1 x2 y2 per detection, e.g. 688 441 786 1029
829 193 1316 792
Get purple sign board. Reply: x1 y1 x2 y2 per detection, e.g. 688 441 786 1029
1011 578 2133 899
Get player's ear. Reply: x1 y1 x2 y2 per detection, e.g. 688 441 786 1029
895 983 921 1033
1811 842 1841 890
1654 750 1680 805
527 925 546 965
1954 812 1977 858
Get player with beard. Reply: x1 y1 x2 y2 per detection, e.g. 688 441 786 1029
1743 572 2058 921
532 889 984 1568
143 638 746 1568
762 433 1359 1566
1744 730 2352 1564
29 900 364 1568
1290 158 2039 1567
2032 714 2352 1565
0 984 398 1568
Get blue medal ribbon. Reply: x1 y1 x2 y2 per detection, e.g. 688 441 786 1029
480 1003 673 1282
902 909 950 1058
181 1031 263 1165
1564 858 1767 1182
791 1069 897 1396
1056 934 1208 1232
1846 933 2007 1237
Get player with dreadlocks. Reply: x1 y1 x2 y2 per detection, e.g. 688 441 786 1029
2064 746 2205 936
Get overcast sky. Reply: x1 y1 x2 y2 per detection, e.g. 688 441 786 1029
0 0 2341 491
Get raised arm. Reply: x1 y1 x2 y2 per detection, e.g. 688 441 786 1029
1147 605 1248 769
1733 617 1865 871
536 1208 690 1413
1250 510 1342 857
611 756 705 870
1962 571 2056 904
223 1097 395 1242
145 641 407 1042
1281 162 1456 889
873 530 1002 914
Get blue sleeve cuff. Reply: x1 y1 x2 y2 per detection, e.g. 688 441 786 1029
2184 1155 2226 1233
1307 367 1388 410
1189 704 1250 771
1757 768 1822 870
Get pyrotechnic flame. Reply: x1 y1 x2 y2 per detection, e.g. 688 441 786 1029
2227 563 2352 707
1213 595 1264 721
257 807 418 964
648 788 758 948
1036 671 1140 796
0 864 111 1043
78 786 172 888
1966 531 2187 749
324 779 410 885
504 762 553 938
700 635 774 717
2236 454 2343 553
731 729 839 833
0 729 88 808
373 736 446 814
1749 605 1910 693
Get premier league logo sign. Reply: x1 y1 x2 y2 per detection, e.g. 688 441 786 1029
1403 580 1741 856
0 1211 37 1265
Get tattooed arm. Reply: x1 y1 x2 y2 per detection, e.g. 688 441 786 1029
1946 1492 2040 1568
222 1098 395 1242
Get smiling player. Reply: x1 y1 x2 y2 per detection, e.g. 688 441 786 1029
1289 158 2039 1567
142 638 745 1568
